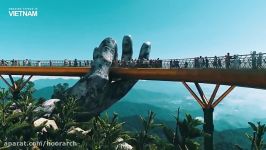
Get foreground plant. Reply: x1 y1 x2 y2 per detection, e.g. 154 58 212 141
0 81 205 150
87 113 131 150
235 122 266 150
0 87 44 149
246 122 266 150
130 111 163 150
163 108 204 150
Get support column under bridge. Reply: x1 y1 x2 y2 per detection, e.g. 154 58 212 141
0 75 33 100
182 82 235 150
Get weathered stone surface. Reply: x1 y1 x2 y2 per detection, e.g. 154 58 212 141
67 126 91 135
115 138 133 150
66 36 151 120
42 99 60 107
33 117 58 132
34 99 60 117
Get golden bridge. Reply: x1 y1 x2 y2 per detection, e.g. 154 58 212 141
0 53 265 89
0 53 265 150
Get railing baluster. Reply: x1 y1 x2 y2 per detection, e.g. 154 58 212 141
0 53 265 69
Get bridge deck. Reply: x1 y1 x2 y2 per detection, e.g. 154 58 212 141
0 66 265 89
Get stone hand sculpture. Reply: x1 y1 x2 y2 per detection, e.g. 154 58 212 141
67 35 151 121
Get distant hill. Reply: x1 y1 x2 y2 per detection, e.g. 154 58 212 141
33 86 54 99
0 77 78 90
119 115 260 150
213 128 251 150
33 78 78 89
32 84 202 114
24 79 266 131
105 101 175 121
121 88 198 111
106 101 238 131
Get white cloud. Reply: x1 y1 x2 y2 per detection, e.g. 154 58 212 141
195 116 204 123
214 87 266 123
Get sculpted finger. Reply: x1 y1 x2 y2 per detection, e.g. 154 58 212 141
138 42 151 60
108 41 152 105
67 37 117 109
121 35 133 61
91 37 117 78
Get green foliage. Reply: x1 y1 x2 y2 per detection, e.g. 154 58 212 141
53 96 79 126
130 111 164 150
51 83 69 100
85 113 131 150
245 122 266 150
3 81 256 150
162 108 203 150
19 80 36 100
7 79 36 100
0 83 206 150
0 87 45 149
35 96 81 150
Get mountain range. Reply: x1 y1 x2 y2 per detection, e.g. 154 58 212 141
2 78 266 129
26 78 266 131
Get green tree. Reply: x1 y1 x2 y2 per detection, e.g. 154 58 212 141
36 96 80 150
245 122 266 150
51 83 69 100
15 79 36 99
0 87 45 149
163 108 204 150
7 78 36 100
130 111 163 150
84 113 130 150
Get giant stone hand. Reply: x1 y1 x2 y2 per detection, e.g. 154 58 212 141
67 35 151 121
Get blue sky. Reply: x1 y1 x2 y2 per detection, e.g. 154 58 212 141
0 0 266 60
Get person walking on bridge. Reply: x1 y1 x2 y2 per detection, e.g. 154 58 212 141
213 56 218 68
251 51 257 69
11 59 15 66
199 56 204 68
218 58 222 68
170 60 173 69
49 60 52 66
28 59 32 66
184 61 188 68
1 59 4 66
205 57 209 68
37 61 41 67
175 60 180 68
64 59 68 66
257 52 263 68
74 59 78 67
225 53 231 69
22 60 24 66
194 57 199 68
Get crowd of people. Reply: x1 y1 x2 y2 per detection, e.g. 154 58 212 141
0 52 265 69
0 59 93 67
222 51 264 69
168 51 265 69
63 59 92 67
112 58 162 68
